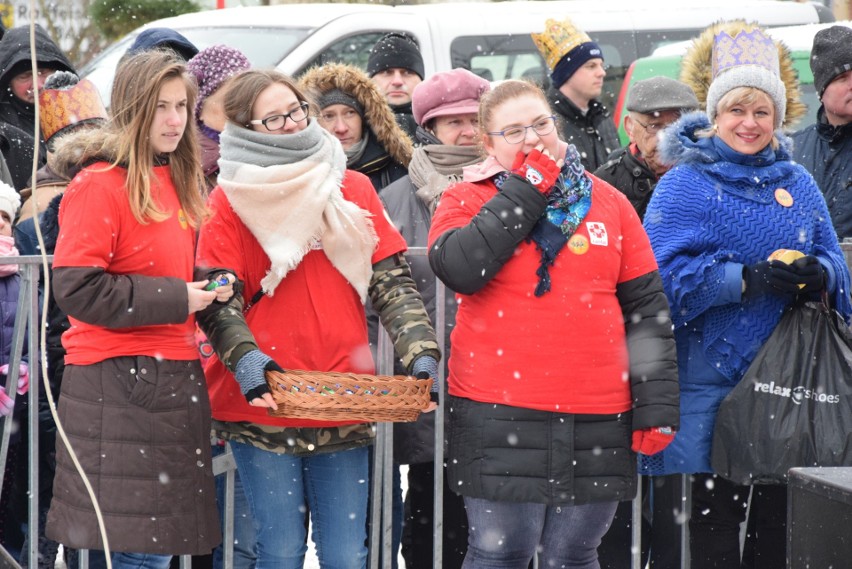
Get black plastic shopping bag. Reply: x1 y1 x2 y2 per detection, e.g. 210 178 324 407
711 301 852 485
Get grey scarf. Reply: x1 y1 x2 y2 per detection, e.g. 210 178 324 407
408 144 482 212
219 118 339 168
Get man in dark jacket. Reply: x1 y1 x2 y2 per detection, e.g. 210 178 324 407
367 32 424 139
593 75 697 569
594 76 699 220
532 17 620 171
0 24 74 191
792 25 852 239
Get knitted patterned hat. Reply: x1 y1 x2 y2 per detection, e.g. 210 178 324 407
680 21 805 129
0 181 20 220
38 71 107 146
532 18 603 88
706 28 786 128
186 45 251 120
810 25 852 96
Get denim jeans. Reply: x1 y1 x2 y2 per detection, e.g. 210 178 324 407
230 441 369 569
112 552 172 569
462 497 617 569
211 442 257 569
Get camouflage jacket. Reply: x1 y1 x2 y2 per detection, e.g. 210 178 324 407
197 252 439 454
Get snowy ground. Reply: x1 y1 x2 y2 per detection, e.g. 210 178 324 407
56 466 409 569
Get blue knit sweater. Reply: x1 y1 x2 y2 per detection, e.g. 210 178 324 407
641 112 852 474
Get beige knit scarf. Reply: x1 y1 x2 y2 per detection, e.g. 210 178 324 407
408 144 483 212
217 120 377 300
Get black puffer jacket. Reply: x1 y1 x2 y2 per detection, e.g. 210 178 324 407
594 146 658 221
547 87 620 172
429 168 679 505
792 107 852 239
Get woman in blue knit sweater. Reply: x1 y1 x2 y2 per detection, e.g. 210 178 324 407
642 25 852 569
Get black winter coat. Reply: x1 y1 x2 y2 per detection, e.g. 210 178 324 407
792 108 852 239
429 171 679 505
594 146 657 221
348 132 408 191
0 25 74 189
547 87 620 172
372 174 458 464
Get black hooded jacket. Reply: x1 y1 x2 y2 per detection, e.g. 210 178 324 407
792 107 852 239
0 25 73 189
593 146 658 221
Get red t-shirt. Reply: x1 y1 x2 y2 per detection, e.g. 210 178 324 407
428 176 658 414
196 170 407 427
54 163 199 364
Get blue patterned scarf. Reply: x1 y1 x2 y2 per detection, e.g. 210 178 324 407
494 145 592 296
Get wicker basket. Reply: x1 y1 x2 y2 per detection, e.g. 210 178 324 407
265 369 432 422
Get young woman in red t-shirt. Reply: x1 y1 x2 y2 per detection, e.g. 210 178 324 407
427 80 680 569
195 69 439 569
46 51 230 567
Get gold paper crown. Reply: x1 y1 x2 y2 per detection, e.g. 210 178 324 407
39 79 108 143
532 18 593 72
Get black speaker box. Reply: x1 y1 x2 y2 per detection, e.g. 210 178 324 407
788 467 852 568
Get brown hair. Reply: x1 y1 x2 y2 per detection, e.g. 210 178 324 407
478 79 551 135
107 50 207 226
223 69 312 128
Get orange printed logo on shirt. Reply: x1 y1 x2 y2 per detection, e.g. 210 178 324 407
568 234 589 255
177 208 189 230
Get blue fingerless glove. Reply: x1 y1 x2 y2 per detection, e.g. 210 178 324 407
234 349 284 403
411 355 439 403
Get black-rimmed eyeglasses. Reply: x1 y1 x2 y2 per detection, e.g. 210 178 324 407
249 102 310 131
486 115 557 144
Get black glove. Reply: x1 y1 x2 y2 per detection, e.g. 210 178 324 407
788 255 826 293
234 349 285 403
742 260 802 299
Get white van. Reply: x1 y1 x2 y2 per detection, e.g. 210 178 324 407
81 0 830 109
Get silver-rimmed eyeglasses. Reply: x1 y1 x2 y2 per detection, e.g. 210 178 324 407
487 115 557 144
249 102 310 131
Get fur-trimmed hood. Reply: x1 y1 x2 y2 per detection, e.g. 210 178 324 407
48 127 117 180
298 62 413 168
658 110 793 168
679 20 806 129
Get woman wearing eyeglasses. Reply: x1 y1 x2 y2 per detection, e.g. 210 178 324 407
194 69 439 569
427 80 680 569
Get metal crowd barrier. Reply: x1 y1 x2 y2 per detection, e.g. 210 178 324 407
2 248 752 569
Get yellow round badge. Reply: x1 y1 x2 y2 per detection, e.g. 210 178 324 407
568 234 589 255
177 208 189 230
774 188 793 208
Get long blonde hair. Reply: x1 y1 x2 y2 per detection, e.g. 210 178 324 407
104 50 207 226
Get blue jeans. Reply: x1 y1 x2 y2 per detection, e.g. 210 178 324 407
111 552 171 569
230 441 369 569
212 442 257 569
462 497 618 569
